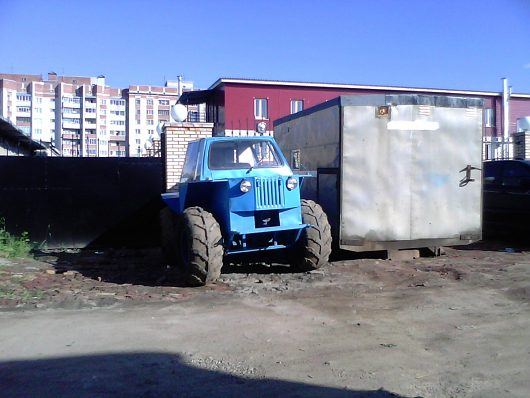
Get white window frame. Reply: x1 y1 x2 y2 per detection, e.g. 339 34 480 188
254 98 268 120
290 99 304 114
484 108 495 128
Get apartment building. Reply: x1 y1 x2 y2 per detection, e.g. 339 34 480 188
0 72 199 157
125 84 179 157
0 73 49 138
124 78 203 157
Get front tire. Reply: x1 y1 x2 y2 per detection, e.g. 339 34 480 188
291 200 332 271
179 207 224 286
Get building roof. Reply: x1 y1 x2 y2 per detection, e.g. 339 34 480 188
207 77 530 99
178 89 214 105
0 117 45 152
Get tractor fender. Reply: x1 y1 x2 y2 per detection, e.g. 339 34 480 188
161 192 180 214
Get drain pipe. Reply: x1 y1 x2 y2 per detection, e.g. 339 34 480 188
502 78 510 159
177 75 183 96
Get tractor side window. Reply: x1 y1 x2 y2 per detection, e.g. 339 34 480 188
209 142 239 169
181 142 200 183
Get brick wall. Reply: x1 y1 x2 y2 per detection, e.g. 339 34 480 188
162 122 213 192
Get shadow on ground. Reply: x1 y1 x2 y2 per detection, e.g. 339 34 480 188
33 248 191 288
0 352 419 398
222 247 388 275
453 237 530 253
33 248 313 287
32 234 528 291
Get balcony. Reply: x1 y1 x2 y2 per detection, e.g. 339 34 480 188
62 112 80 118
187 111 206 123
62 119 81 129
16 96 31 105
15 117 31 125
109 134 126 142
62 133 80 140
63 102 81 109
109 101 126 109
16 108 31 116
84 119 97 128
62 97 81 108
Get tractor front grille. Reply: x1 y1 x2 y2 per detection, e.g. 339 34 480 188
255 177 285 209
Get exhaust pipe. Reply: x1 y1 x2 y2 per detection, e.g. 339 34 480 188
502 78 510 159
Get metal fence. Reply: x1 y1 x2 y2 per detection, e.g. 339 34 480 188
483 137 514 160
483 133 530 161
0 156 164 248
186 111 207 123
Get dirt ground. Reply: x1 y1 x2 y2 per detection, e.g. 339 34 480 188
0 239 529 397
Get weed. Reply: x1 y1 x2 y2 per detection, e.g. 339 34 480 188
0 285 44 302
0 218 34 259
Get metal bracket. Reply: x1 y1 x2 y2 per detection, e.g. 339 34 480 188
459 165 481 187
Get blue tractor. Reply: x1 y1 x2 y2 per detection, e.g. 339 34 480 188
160 136 332 286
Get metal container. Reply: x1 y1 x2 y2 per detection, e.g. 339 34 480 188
274 95 484 252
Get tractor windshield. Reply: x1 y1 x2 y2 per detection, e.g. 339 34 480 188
208 140 283 170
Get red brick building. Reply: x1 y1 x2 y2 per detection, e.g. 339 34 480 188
179 78 530 159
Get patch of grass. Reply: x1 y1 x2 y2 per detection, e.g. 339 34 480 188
0 218 34 259
0 285 44 302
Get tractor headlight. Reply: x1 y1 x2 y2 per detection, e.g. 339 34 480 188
286 177 298 191
240 179 252 193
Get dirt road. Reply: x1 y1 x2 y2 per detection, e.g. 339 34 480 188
0 242 529 397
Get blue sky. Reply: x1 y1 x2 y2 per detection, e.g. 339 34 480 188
1 0 529 93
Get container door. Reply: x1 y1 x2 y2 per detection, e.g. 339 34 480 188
408 106 482 239
340 104 482 244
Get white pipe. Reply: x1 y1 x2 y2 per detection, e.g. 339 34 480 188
502 78 510 158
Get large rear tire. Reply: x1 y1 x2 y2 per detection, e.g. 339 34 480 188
291 200 332 271
179 207 224 286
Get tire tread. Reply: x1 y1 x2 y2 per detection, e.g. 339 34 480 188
293 200 332 271
181 207 223 286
